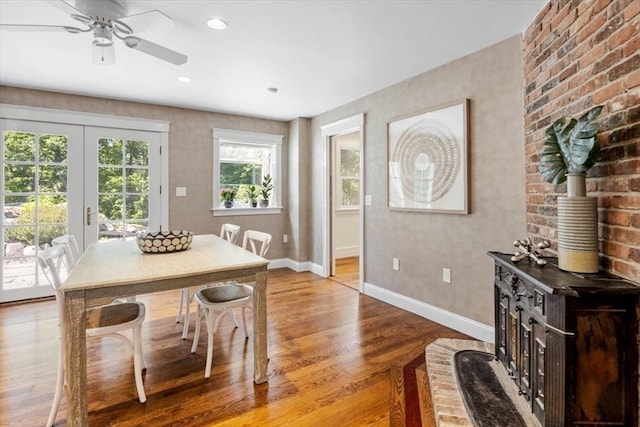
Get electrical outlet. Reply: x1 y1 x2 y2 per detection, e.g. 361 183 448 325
283 234 288 243
175 187 187 197
365 195 373 206
443 268 451 283
393 258 399 271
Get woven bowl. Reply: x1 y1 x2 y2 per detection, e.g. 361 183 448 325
136 230 193 254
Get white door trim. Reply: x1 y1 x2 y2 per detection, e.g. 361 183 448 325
320 113 364 292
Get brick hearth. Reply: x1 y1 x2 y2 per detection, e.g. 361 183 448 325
424 338 539 427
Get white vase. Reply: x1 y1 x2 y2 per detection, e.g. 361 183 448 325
557 174 599 273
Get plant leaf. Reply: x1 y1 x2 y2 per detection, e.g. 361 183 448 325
538 106 603 183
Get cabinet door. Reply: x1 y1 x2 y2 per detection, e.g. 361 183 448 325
519 312 533 401
532 320 545 424
496 286 510 366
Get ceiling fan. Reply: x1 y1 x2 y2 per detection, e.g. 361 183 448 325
0 0 187 65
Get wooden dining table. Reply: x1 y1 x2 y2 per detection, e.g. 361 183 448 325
60 233 270 426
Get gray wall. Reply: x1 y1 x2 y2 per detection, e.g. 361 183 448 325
309 36 527 325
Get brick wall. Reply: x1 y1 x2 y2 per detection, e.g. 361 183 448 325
523 0 639 282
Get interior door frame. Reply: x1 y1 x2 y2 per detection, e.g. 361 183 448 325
320 113 364 292
0 103 170 251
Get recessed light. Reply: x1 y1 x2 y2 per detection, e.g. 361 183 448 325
267 87 278 93
178 76 192 83
207 18 228 30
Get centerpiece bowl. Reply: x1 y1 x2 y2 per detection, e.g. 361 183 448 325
136 230 193 254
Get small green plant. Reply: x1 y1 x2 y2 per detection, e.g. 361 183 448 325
538 105 603 185
260 175 273 200
248 185 259 201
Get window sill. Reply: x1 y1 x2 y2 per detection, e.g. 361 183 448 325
212 206 283 217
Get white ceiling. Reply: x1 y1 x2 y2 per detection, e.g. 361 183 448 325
0 0 547 121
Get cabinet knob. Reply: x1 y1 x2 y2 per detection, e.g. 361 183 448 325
515 305 523 312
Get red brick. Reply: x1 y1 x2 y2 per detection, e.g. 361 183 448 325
623 0 640 21
630 247 640 263
608 54 640 81
579 42 607 69
603 240 631 259
577 12 607 43
610 259 639 282
603 210 631 226
612 227 640 245
593 49 624 75
627 69 640 88
631 213 640 228
598 176 631 192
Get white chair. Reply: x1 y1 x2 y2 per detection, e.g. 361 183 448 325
191 229 271 378
38 245 147 427
175 223 240 339
51 234 81 266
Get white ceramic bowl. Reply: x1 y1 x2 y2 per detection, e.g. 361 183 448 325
136 230 193 254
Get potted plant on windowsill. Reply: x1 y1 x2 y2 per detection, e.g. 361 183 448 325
248 185 259 208
259 174 273 207
220 187 237 208
538 105 603 273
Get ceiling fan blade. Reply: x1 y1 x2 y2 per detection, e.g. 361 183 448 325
123 36 187 65
120 10 174 34
0 23 70 32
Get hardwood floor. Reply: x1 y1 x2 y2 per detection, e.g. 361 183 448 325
0 268 469 426
332 256 360 290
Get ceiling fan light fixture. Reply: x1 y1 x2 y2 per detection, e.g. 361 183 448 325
207 18 228 30
92 40 115 65
93 26 113 46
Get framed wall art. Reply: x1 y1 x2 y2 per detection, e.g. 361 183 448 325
387 99 469 214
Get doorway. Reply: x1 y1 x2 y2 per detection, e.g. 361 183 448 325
330 131 360 290
1 107 168 303
320 113 364 292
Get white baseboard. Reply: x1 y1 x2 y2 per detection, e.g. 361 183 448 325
268 258 320 274
334 246 359 258
363 281 494 343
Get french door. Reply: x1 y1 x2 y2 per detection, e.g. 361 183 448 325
1 119 164 303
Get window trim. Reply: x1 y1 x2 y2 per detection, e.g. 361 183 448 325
212 128 282 216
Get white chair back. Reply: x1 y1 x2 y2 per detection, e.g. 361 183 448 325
52 234 81 267
37 245 74 291
220 223 240 244
242 230 272 257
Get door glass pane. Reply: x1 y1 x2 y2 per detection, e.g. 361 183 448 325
2 130 69 294
97 138 150 240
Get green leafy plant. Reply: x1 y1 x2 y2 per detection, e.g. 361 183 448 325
538 105 603 185
248 185 259 201
260 175 273 200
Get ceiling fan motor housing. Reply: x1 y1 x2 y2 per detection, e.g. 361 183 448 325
93 25 113 46
75 0 127 21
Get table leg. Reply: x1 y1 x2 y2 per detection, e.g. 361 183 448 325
253 269 268 383
64 290 88 426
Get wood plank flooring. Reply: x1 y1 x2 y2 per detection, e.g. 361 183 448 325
0 268 469 426
332 256 360 290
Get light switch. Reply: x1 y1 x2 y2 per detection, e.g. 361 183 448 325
365 195 372 206
176 187 187 197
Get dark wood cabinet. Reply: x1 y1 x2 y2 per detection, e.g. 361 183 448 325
489 252 639 427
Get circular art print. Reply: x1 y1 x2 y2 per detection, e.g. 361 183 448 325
391 118 460 203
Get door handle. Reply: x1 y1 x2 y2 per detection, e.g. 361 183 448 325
86 207 97 225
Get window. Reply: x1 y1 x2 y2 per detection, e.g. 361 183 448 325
213 129 282 214
338 147 360 209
